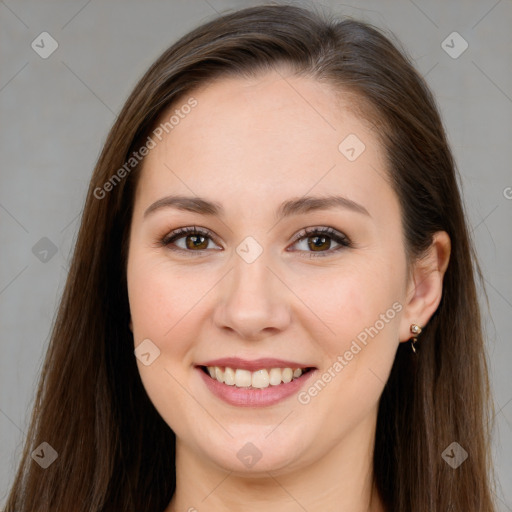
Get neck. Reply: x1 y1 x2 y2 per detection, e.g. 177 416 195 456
165 411 385 512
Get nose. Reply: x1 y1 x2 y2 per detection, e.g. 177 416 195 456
212 250 291 341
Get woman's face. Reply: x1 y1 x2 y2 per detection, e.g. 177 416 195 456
127 70 411 474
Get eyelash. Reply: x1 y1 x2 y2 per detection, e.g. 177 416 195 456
159 225 352 258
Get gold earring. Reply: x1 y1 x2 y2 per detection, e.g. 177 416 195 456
410 324 422 353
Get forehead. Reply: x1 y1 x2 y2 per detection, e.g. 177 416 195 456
135 70 392 218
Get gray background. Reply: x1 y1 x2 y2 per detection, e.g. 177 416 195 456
1 0 511 509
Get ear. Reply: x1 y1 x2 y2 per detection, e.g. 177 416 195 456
398 231 451 343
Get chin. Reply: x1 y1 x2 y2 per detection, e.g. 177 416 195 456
188 426 312 475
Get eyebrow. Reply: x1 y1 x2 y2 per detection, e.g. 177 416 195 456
143 194 370 220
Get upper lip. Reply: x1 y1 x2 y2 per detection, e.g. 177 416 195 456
196 357 315 372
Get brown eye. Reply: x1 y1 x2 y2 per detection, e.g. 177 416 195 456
161 226 221 253
289 227 351 257
160 225 351 257
307 235 332 252
184 234 209 250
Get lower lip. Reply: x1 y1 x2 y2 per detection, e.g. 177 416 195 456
196 367 317 407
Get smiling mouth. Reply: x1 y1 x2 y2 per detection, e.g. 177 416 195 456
199 365 315 389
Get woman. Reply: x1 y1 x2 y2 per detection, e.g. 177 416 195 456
4 4 497 511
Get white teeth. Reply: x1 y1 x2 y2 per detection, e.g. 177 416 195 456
252 369 269 389
269 368 282 386
205 366 306 388
282 368 293 383
235 369 252 387
214 367 224 383
223 366 236 386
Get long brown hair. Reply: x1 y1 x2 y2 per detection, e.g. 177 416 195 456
4 4 497 511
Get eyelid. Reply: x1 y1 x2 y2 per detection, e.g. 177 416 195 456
286 226 351 257
160 225 351 256
160 226 223 250
289 226 348 244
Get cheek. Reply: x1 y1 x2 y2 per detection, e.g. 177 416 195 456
296 263 403 422
127 252 206 433
127 252 201 337
294 259 403 351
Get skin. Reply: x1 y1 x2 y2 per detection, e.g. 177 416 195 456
126 69 451 512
